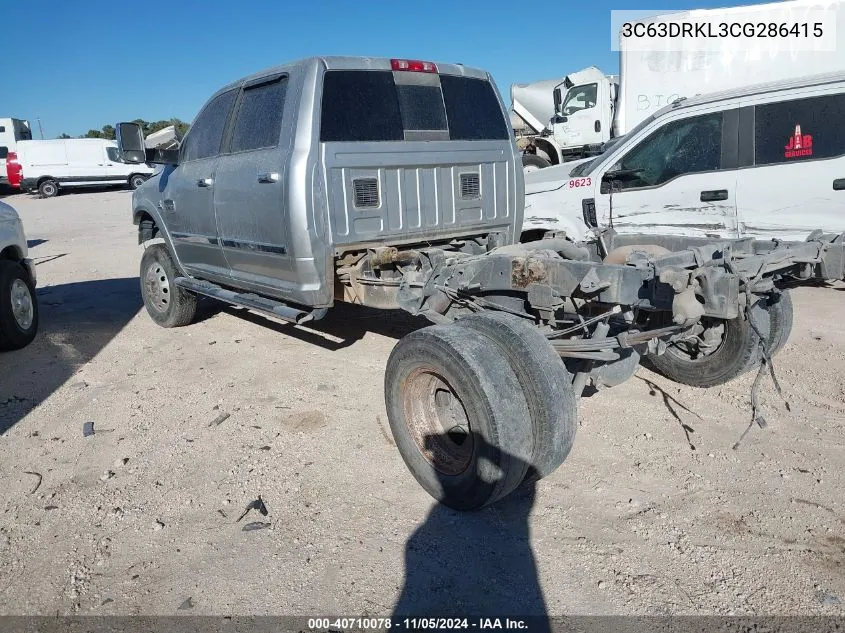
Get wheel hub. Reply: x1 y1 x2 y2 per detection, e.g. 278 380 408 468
403 368 473 476
143 261 170 312
10 279 33 330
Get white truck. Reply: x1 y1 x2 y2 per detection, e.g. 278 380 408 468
513 0 845 170
0 118 33 186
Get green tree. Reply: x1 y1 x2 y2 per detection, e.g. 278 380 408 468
84 129 104 138
101 125 115 140
57 133 72 139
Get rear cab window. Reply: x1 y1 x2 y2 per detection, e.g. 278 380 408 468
754 93 845 166
319 70 509 142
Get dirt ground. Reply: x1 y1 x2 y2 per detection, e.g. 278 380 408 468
1 188 844 617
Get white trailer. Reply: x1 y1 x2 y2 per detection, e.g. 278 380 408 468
514 0 845 169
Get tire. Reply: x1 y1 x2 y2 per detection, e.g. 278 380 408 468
384 324 533 510
522 154 551 172
37 179 59 198
643 300 770 388
129 174 148 190
766 289 793 357
140 244 197 328
0 260 38 351
454 312 577 480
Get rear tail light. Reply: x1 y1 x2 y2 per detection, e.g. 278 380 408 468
391 58 437 73
6 151 21 188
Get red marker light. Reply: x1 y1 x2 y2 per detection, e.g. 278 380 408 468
391 58 438 73
6 151 21 189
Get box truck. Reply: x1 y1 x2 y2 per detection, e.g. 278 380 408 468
513 0 845 170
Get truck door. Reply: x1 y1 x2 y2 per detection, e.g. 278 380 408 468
735 91 845 240
212 74 293 294
552 81 610 151
593 109 740 238
161 89 236 279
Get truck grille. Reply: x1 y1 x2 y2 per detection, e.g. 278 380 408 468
460 173 480 199
353 178 380 209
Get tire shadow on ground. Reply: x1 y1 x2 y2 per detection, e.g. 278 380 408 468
0 277 143 434
217 301 431 351
393 433 550 625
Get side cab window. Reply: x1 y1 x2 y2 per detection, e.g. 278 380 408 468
230 76 288 153
754 92 845 166
180 90 238 163
604 112 724 191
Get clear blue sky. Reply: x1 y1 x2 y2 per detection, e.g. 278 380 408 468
7 0 746 138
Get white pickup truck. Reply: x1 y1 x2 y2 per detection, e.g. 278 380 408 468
0 200 38 350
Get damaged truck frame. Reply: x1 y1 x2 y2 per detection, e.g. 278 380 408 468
116 56 845 511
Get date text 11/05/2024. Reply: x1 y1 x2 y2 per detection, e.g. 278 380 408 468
307 617 531 630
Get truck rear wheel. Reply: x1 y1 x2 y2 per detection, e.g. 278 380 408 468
140 244 197 328
37 179 59 198
454 312 577 480
0 260 38 351
522 154 551 172
384 324 533 510
643 300 770 388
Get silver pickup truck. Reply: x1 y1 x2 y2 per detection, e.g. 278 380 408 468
117 56 845 510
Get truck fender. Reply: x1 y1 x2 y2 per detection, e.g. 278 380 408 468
531 138 563 166
132 205 184 270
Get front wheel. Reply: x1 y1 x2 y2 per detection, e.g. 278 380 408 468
385 324 533 510
522 154 551 173
129 174 148 190
643 300 770 388
140 244 197 328
0 260 38 350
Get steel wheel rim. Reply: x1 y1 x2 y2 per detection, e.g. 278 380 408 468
10 279 33 330
403 367 473 476
667 318 726 361
132 177 144 187
43 184 55 196
144 261 170 312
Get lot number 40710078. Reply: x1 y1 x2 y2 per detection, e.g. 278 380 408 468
569 177 592 188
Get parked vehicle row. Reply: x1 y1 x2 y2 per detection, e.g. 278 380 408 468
513 0 845 169
523 70 845 243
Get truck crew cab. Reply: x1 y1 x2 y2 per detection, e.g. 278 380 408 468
118 56 845 511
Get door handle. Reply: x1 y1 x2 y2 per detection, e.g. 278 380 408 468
700 189 728 202
197 178 213 188
833 179 845 191
257 172 279 183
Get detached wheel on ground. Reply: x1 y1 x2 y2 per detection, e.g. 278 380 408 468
129 174 148 190
454 312 577 481
0 260 38 351
37 179 59 198
522 154 551 172
384 324 533 510
140 244 197 328
643 300 771 388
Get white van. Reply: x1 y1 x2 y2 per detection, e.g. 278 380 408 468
0 118 33 185
522 71 845 243
17 138 155 198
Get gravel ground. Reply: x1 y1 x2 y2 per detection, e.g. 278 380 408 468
0 188 844 616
